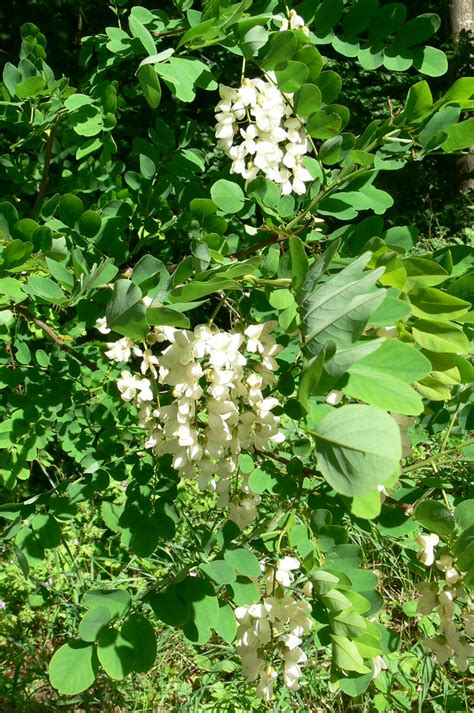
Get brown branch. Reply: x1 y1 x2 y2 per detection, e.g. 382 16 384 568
31 126 56 216
15 305 98 371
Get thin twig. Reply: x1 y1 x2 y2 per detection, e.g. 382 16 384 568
14 305 98 371
31 126 56 216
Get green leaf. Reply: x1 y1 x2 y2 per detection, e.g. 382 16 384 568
412 46 448 77
443 118 474 152
137 65 162 109
453 525 474 572
149 588 189 626
224 548 261 577
294 83 322 117
78 607 114 642
298 252 385 358
15 76 46 98
147 305 190 329
412 320 469 354
97 627 134 679
455 500 474 530
414 500 455 538
177 576 219 644
25 277 67 305
106 279 148 341
155 58 216 102
289 236 309 293
49 640 98 694
314 0 344 33
314 405 401 497
395 13 441 46
382 46 413 72
200 559 236 585
132 255 169 293
358 43 384 71
260 30 298 71
293 46 324 81
403 81 433 120
344 340 430 415
121 614 157 673
351 489 383 520
169 278 240 303
402 257 448 289
211 179 245 214
78 210 102 238
343 0 379 34
332 35 360 58
408 287 471 322
315 71 342 104
369 3 406 39
0 277 26 304
275 61 309 93
30 513 61 548
331 610 367 639
214 602 237 643
331 634 369 673
306 110 342 140
228 576 260 606
368 295 411 326
0 202 19 239
82 589 131 619
190 198 217 221
129 14 156 56
58 194 84 226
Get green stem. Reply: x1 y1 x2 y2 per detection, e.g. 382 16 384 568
242 275 291 287
285 167 370 231
402 438 474 474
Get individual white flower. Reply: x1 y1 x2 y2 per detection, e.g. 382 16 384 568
282 646 307 690
95 316 111 334
105 337 142 363
280 10 310 36
326 390 343 406
436 555 460 585
255 666 278 700
416 533 440 566
372 655 387 679
275 556 300 587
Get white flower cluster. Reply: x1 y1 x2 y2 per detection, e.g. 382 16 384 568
215 73 314 195
235 556 313 699
415 539 474 671
103 322 284 530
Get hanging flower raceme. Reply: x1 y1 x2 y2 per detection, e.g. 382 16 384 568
414 539 474 671
102 320 285 530
214 65 314 195
235 557 314 699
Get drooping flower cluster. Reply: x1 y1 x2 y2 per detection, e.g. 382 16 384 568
235 557 313 699
415 539 474 671
102 321 284 529
215 72 314 195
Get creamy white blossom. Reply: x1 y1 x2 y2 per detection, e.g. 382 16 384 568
215 70 315 196
235 557 313 699
416 533 440 566
104 322 284 529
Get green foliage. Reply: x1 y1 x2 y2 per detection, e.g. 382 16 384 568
0 1 473 710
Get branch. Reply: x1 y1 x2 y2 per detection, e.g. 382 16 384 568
31 126 56 216
15 305 98 371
